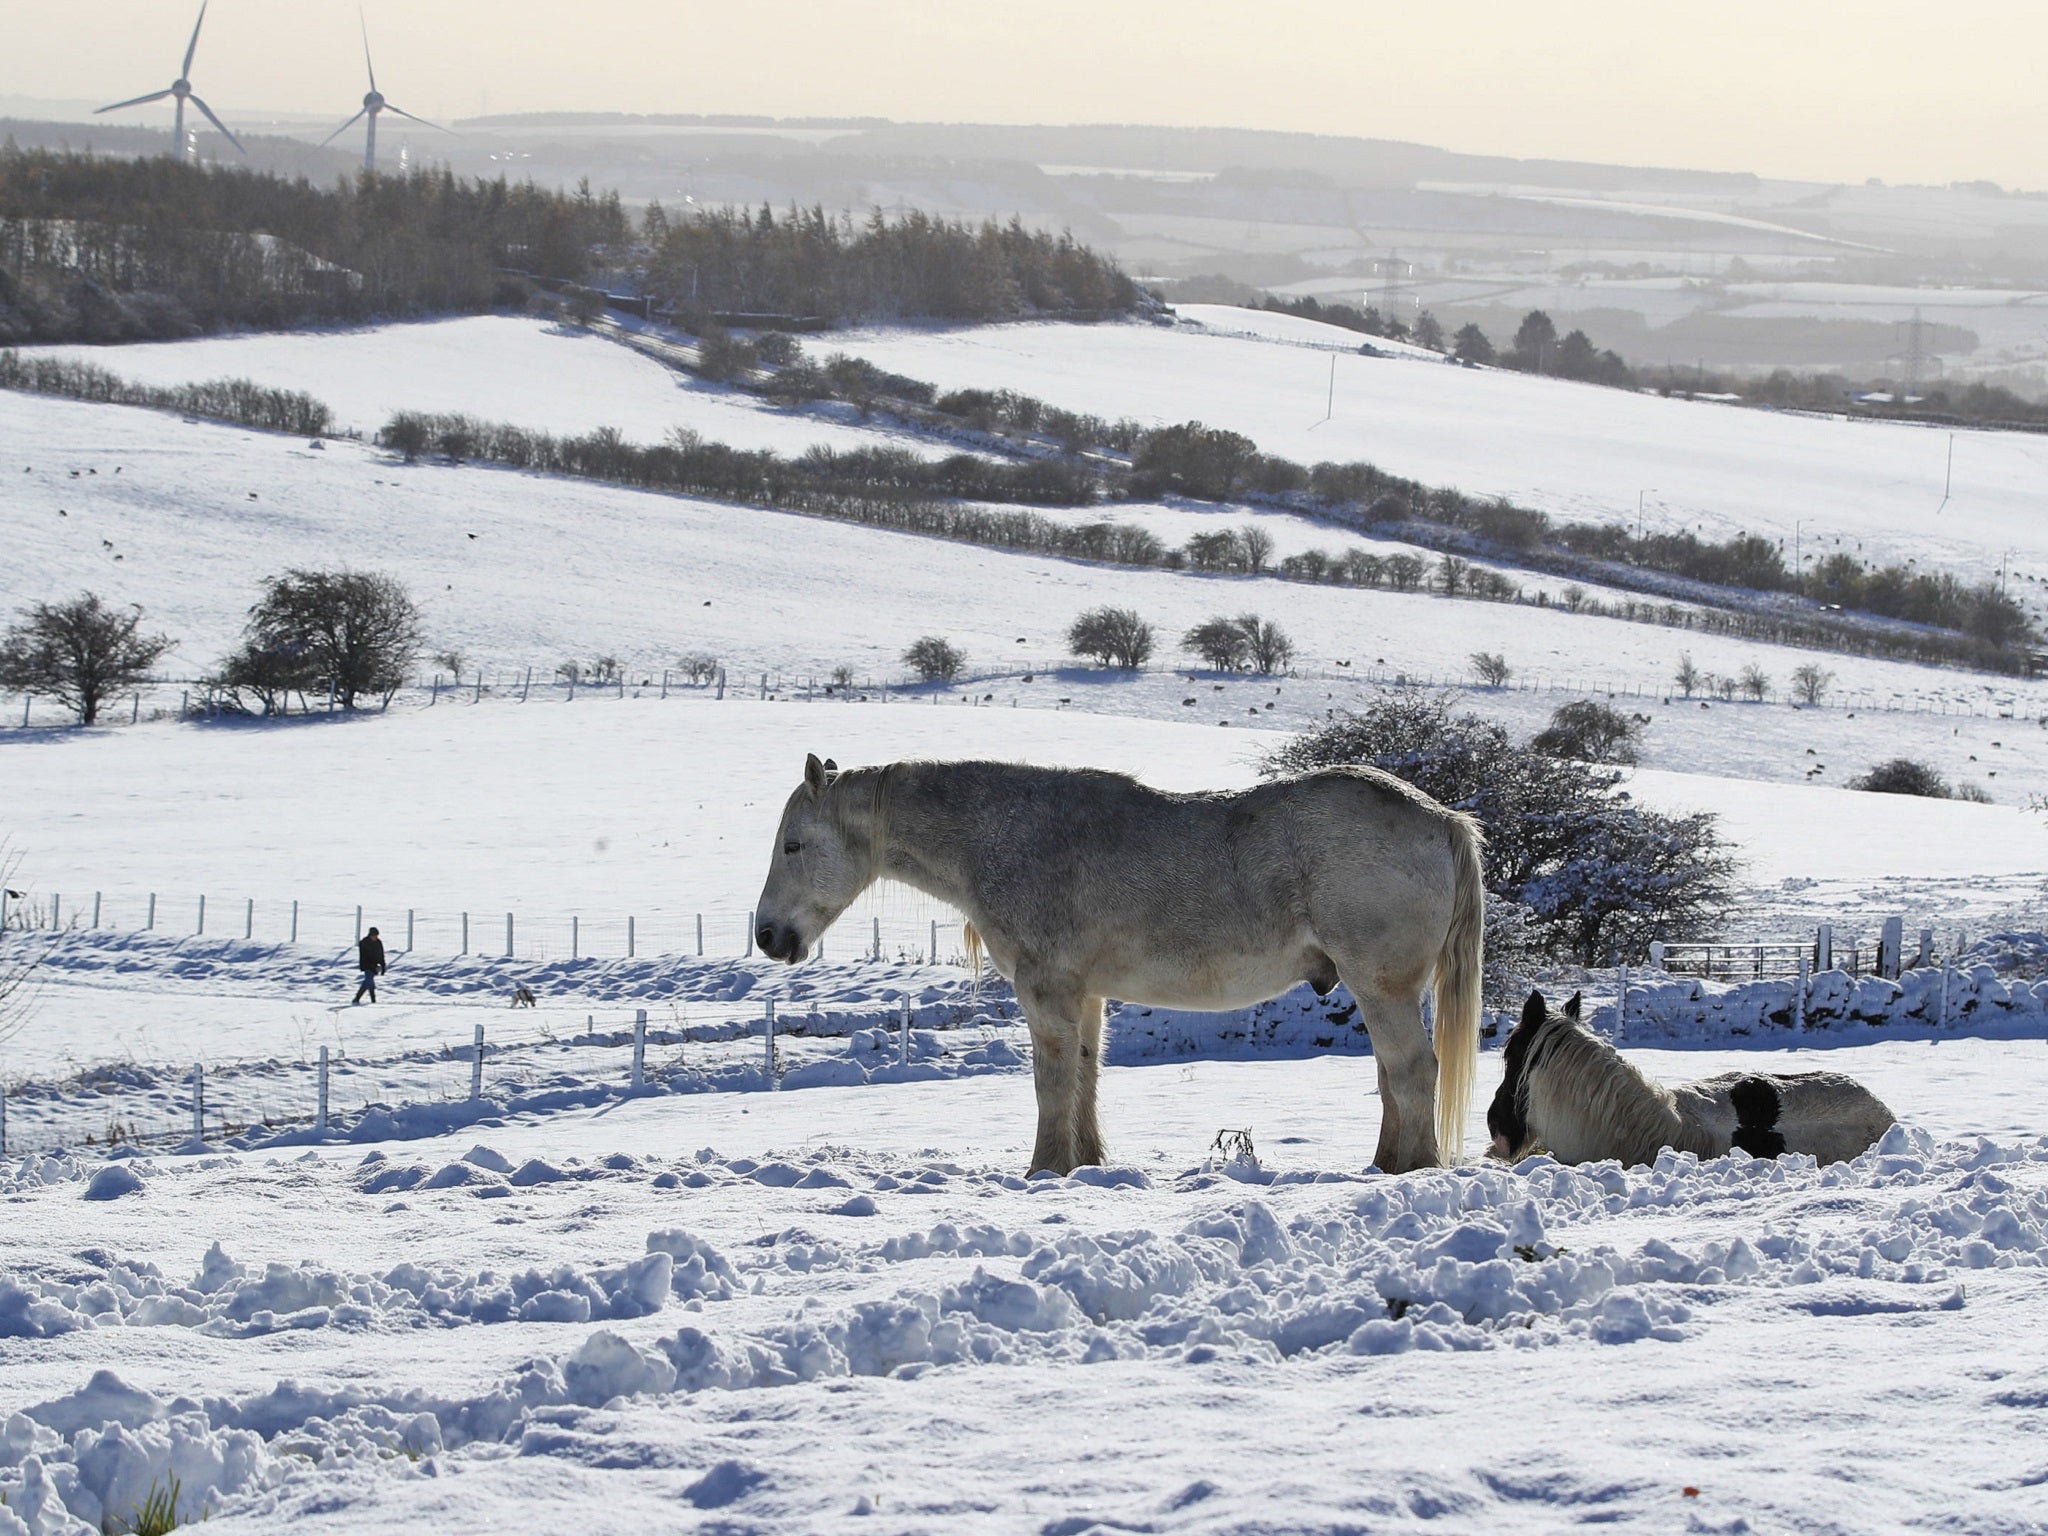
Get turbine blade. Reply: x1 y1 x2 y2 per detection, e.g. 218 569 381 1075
361 9 377 92
187 93 245 154
183 0 209 77
320 108 368 147
382 103 451 133
97 88 175 114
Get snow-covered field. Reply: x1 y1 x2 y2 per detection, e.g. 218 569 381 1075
5 312 2048 1533
839 314 2048 588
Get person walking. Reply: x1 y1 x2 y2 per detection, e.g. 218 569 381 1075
353 926 387 1004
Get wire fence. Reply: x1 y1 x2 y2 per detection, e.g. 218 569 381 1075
0 880 972 966
3 654 2043 732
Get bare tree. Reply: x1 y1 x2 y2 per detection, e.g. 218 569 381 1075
0 593 172 725
1182 618 1250 671
1673 652 1701 697
1790 662 1835 705
1470 651 1512 687
1234 526 1275 575
1235 614 1295 674
1739 663 1770 701
242 571 422 711
1067 607 1155 669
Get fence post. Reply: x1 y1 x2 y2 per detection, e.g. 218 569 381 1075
190 1062 204 1146
1939 962 1953 1028
873 915 881 961
431 675 440 706
51 893 60 930
521 667 532 703
1648 940 1666 972
930 919 938 964
696 913 703 956
291 900 299 943
317 1045 329 1134
196 894 205 935
660 669 669 700
470 1021 485 1100
244 898 253 940
632 1008 646 1088
1917 927 1932 970
406 909 414 951
0 886 7 932
764 998 777 1087
715 668 725 701
572 915 579 960
355 905 363 943
747 911 755 957
1615 964 1628 1041
1815 922 1832 973
473 671 483 704
1879 916 1903 980
505 913 514 959
147 892 155 930
628 916 636 958
0 1082 7 1155
93 892 101 928
900 996 911 1068
461 911 468 954
1793 954 1808 1031
132 693 140 724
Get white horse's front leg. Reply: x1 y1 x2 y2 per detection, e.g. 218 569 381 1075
1355 986 1442 1173
1017 976 1104 1175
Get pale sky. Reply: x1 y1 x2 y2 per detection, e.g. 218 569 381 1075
7 0 2041 189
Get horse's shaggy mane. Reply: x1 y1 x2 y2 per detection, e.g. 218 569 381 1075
1524 1013 1689 1165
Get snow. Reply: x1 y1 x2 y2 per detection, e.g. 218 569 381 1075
835 318 2048 586
5 315 2048 1532
24 315 940 456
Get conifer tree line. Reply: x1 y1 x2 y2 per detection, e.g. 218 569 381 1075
0 147 1141 344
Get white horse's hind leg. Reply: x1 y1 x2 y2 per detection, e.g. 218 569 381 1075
1351 983 1441 1173
1017 977 1101 1175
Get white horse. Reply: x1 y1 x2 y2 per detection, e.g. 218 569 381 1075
1487 990 1896 1167
754 754 1485 1175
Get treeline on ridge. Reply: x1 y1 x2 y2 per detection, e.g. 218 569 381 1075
0 147 1142 344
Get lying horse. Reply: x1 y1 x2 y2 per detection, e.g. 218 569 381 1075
754 754 1485 1175
1487 990 1896 1167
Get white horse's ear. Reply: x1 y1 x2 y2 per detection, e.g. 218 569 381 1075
1564 991 1582 1020
804 753 827 795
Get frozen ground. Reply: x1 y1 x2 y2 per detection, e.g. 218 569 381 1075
4 1046 2047 1534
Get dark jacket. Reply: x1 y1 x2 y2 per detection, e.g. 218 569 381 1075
358 934 386 973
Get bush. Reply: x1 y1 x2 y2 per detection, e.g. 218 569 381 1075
242 570 422 711
679 653 719 684
1470 651 1512 687
1739 663 1770 701
1068 607 1155 669
1674 653 1700 697
755 331 804 367
0 592 172 724
216 637 319 716
1182 614 1293 673
903 636 965 683
1237 615 1294 674
1263 691 1735 962
1849 759 1953 797
1531 700 1643 764
380 412 431 463
696 325 758 382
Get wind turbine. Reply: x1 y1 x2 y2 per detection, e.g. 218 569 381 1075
323 16 446 173
95 1 245 162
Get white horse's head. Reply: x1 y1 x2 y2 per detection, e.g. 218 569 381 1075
754 753 874 964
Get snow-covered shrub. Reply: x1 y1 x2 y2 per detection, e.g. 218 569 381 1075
902 636 965 684
1531 700 1642 765
1067 607 1154 669
1264 691 1735 963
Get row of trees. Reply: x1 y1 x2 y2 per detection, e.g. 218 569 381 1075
0 149 628 343
1066 607 1295 673
644 203 1140 325
0 352 332 436
0 574 422 724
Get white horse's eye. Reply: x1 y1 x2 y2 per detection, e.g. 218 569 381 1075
784 840 801 855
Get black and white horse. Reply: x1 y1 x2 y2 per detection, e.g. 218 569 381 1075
1487 990 1896 1167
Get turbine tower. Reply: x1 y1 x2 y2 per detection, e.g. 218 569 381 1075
323 16 446 173
95 2 245 162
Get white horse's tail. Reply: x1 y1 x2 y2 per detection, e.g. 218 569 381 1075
1432 814 1486 1161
